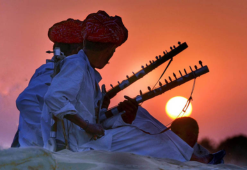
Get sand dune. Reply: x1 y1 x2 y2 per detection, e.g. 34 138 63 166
0 147 246 170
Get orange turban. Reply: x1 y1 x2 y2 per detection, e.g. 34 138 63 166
81 11 128 47
48 19 83 43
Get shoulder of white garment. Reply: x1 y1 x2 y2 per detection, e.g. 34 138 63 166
61 50 89 70
30 61 54 81
44 52 89 102
16 62 54 106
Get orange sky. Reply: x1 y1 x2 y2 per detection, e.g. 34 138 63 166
0 0 247 148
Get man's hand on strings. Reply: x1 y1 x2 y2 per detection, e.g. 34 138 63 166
118 95 139 124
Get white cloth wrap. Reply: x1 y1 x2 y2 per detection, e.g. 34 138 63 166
42 50 103 151
16 61 54 147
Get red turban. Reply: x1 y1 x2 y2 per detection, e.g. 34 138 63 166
48 19 83 43
81 11 128 47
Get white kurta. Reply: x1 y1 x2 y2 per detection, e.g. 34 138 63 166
82 107 194 162
41 50 104 151
16 61 54 147
132 107 209 157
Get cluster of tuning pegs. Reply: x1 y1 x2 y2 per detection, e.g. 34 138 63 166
110 61 204 90
145 60 205 89
166 60 204 83
138 42 184 70
170 41 181 51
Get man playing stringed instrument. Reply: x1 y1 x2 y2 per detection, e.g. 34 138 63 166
41 11 223 164
42 10 133 151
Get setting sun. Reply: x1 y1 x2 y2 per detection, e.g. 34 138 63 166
165 96 192 119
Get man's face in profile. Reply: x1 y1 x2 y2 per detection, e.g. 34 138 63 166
97 46 116 69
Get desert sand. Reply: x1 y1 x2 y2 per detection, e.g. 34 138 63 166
0 147 246 170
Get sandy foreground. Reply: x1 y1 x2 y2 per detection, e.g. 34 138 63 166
0 147 246 170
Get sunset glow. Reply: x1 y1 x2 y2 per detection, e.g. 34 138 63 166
165 96 192 120
1 0 247 148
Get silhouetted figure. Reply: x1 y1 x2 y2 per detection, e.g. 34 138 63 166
11 19 84 147
217 135 247 166
171 117 199 148
171 117 225 164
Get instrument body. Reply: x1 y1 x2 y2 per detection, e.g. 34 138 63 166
102 65 209 121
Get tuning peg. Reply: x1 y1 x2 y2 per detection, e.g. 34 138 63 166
46 50 54 54
170 47 173 50
184 69 187 75
173 73 177 80
173 45 176 49
178 41 181 45
179 70 183 77
141 65 144 69
148 86 151 91
140 90 143 96
149 60 152 64
110 84 113 88
152 60 155 63
163 51 166 55
132 72 135 75
159 81 162 86
118 81 120 84
189 66 193 72
159 55 162 59
194 65 198 70
126 75 129 79
199 60 203 67
155 56 158 60
165 79 168 84
169 76 172 82
166 50 168 53
146 64 148 67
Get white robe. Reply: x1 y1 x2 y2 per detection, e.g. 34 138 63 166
42 50 194 161
41 50 110 151
16 61 54 147
82 107 194 161
132 107 209 157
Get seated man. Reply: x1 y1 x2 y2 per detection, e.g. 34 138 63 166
171 117 209 156
171 117 225 164
12 19 84 147
41 10 129 152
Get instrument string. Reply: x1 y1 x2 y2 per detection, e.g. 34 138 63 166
139 58 173 106
111 76 197 136
165 78 196 127
139 77 197 135
152 57 173 91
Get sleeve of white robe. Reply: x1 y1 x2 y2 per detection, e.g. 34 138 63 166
44 58 85 120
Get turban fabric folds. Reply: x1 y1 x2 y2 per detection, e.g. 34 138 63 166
48 19 83 43
81 11 128 47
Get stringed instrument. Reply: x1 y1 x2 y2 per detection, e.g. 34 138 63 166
100 61 209 121
106 42 188 99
